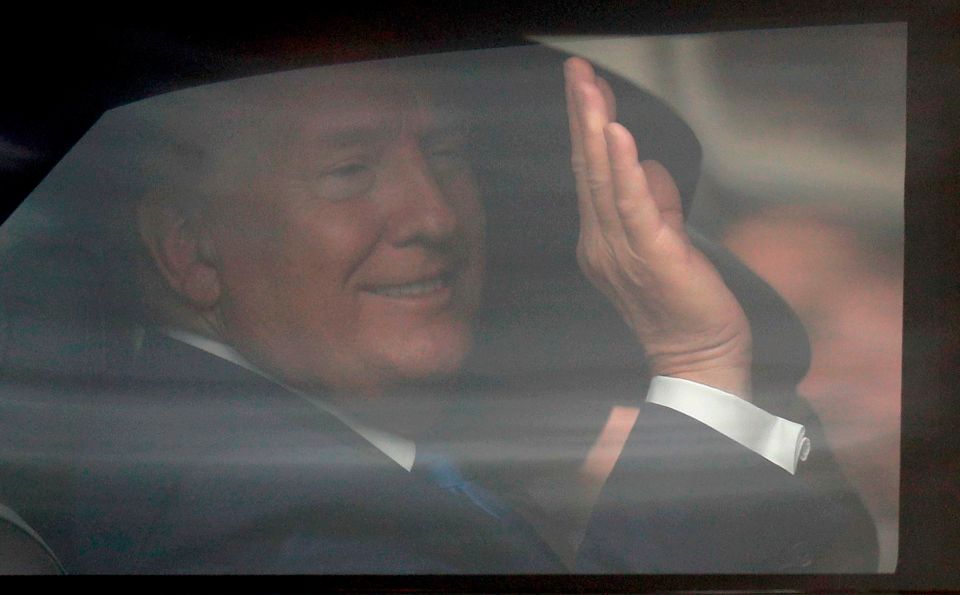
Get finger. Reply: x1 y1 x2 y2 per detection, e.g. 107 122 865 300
604 122 664 250
595 75 617 121
640 159 685 232
575 81 625 237
564 58 601 232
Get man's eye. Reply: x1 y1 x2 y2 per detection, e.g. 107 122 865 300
316 161 376 201
327 163 370 178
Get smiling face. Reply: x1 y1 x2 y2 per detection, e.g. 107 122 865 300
191 68 485 397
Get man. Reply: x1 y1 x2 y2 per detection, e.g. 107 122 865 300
0 44 875 573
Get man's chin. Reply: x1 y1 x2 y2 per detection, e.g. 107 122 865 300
380 325 474 386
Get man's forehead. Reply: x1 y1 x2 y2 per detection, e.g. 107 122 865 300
127 62 462 150
282 80 438 146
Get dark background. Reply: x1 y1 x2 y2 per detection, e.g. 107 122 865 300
0 1 957 590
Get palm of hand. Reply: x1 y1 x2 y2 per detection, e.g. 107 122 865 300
564 58 752 398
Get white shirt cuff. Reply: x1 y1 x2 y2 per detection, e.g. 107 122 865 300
645 376 811 474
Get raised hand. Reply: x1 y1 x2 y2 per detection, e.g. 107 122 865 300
564 57 753 399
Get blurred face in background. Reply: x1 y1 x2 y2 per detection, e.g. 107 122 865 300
194 67 485 398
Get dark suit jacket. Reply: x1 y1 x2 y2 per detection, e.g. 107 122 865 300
0 332 568 573
577 397 877 573
0 328 876 573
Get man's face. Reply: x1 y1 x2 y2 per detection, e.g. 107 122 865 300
200 69 484 396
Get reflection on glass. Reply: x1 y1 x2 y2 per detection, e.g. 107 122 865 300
0 24 903 574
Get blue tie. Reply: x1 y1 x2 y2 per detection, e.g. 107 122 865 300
415 451 566 569
415 452 512 521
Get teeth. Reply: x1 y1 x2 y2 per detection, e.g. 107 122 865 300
372 278 447 298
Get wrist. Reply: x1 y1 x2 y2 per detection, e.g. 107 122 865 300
651 366 752 400
646 341 753 399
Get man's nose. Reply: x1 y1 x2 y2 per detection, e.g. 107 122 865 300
383 142 460 247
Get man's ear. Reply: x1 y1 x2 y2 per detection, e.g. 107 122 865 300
137 198 222 309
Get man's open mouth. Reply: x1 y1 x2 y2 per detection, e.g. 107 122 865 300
367 272 456 298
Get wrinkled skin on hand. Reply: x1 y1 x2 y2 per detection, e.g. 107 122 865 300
563 58 753 399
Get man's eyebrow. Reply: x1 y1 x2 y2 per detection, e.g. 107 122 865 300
315 121 404 149
315 124 469 152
